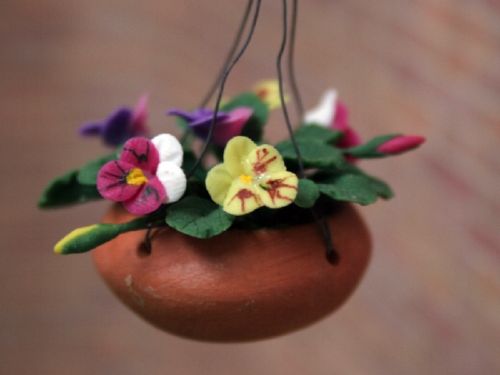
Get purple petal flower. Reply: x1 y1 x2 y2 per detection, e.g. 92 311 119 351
101 108 134 146
79 122 103 136
79 95 149 147
167 107 253 146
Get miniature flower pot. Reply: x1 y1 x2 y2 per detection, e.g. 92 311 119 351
92 203 371 342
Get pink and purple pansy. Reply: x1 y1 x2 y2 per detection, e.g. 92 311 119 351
304 89 361 149
80 95 149 147
168 107 253 146
97 134 186 215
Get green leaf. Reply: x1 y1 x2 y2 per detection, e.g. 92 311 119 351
317 167 394 205
174 116 189 131
54 215 153 254
294 124 343 144
39 170 102 208
346 134 398 158
166 196 234 239
276 139 346 170
54 223 122 254
77 153 116 185
182 150 207 181
222 92 269 143
240 119 264 143
295 179 320 208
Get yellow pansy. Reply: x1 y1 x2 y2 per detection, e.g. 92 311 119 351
253 79 288 110
206 136 298 216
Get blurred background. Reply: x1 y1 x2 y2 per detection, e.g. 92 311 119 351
1 0 499 374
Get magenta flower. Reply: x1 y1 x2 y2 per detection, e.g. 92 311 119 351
377 135 426 155
80 95 149 147
168 107 253 146
331 100 361 149
97 135 186 215
304 89 361 148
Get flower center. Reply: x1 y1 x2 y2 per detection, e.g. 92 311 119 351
239 174 253 184
256 88 268 99
126 168 148 186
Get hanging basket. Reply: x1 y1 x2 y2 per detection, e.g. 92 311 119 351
38 0 425 342
92 203 370 342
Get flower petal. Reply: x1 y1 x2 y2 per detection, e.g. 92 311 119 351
223 136 257 177
223 179 262 216
332 101 362 149
377 135 426 154
79 122 103 136
156 161 187 203
189 111 229 127
120 137 160 173
205 164 233 206
151 133 183 167
131 94 149 135
97 160 141 202
243 144 286 176
211 107 253 146
167 108 197 121
123 177 166 215
332 100 349 131
102 108 134 146
304 89 337 127
253 79 285 110
258 171 298 209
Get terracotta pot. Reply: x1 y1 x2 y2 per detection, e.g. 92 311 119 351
92 204 371 342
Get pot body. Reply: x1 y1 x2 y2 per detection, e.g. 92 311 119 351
92 204 371 342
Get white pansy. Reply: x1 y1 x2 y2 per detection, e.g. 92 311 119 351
303 89 338 127
151 133 186 203
156 161 187 203
152 133 183 166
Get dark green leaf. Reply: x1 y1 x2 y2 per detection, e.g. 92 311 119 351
182 150 207 181
276 139 346 170
174 116 189 131
317 167 394 205
77 153 116 185
294 124 343 144
166 196 234 239
55 223 122 254
295 179 320 208
240 118 263 143
55 215 153 254
38 170 102 208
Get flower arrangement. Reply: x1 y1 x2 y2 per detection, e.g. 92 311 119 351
39 83 425 260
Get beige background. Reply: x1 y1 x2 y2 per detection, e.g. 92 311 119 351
1 0 499 374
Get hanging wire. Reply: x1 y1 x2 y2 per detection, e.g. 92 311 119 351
287 0 304 120
186 0 262 179
278 0 338 264
276 0 305 176
198 0 254 108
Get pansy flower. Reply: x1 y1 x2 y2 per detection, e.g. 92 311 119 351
253 79 287 110
97 134 186 215
205 136 298 216
168 107 253 146
304 89 361 149
80 95 149 147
